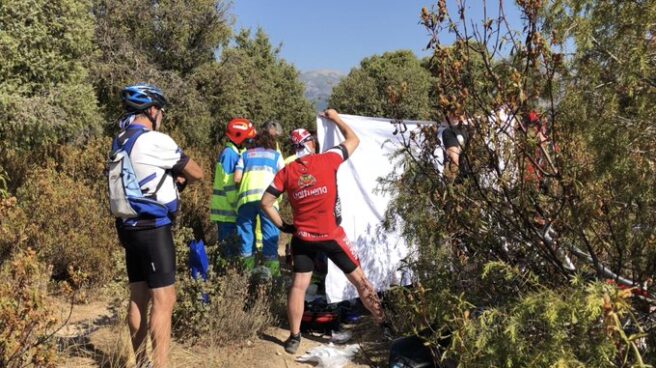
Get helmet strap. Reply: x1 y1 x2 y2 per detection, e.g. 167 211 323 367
295 142 313 158
145 107 160 130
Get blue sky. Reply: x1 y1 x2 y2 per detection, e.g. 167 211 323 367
232 0 524 73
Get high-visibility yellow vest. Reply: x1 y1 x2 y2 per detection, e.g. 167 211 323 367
237 148 282 209
210 142 241 223
274 140 296 165
284 153 297 165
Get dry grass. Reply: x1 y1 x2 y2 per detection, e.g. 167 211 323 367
172 265 282 346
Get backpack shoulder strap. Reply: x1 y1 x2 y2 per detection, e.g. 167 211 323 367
121 127 148 155
122 128 171 198
149 170 169 198
112 126 148 154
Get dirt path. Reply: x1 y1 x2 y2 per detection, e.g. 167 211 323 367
176 325 381 368
56 299 386 368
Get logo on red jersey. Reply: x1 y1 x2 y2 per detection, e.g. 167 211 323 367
297 174 316 188
292 186 328 200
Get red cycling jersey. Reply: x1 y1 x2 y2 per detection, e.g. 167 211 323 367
270 146 347 241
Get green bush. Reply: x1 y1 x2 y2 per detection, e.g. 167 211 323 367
388 261 651 367
452 268 641 367
329 50 434 120
377 1 656 366
0 0 102 153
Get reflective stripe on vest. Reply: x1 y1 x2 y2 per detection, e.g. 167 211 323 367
210 142 241 223
238 188 265 201
237 148 281 208
210 209 238 217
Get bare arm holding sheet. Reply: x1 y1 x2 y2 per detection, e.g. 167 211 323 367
322 109 360 157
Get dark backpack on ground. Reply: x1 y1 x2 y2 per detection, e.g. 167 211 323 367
301 298 340 334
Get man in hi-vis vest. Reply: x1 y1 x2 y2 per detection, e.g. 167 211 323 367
210 118 255 255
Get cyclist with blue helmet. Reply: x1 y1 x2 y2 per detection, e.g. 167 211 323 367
113 83 203 368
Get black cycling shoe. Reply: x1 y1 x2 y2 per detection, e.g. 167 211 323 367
284 333 302 354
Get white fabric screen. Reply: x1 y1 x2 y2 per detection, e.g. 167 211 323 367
316 114 437 303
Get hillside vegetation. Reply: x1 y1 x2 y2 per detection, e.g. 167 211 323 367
1 0 655 367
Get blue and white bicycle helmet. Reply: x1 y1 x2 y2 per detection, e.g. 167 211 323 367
120 83 168 112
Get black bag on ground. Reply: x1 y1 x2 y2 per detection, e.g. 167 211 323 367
300 299 340 334
388 335 436 368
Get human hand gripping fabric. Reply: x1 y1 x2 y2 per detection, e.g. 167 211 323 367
322 108 340 121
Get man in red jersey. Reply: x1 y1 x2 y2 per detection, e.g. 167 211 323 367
261 109 385 354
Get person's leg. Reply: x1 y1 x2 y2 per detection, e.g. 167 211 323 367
218 222 236 240
322 229 385 324
236 203 257 269
345 267 385 324
284 238 317 354
119 228 152 366
127 282 151 366
149 285 176 368
287 271 312 335
259 208 281 277
141 225 177 368
218 222 238 256
285 270 312 354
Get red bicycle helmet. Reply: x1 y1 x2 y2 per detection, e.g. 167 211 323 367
290 128 313 148
226 118 256 145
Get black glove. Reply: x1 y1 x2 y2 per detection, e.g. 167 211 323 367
285 242 293 266
278 222 297 234
175 175 187 192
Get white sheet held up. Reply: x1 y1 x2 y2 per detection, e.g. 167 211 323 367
316 114 433 303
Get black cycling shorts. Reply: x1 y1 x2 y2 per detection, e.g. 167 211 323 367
117 224 176 288
291 236 359 274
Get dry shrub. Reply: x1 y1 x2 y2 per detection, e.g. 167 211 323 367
51 137 110 189
174 267 277 345
88 325 133 368
1 137 122 288
0 196 32 262
172 227 279 345
57 321 133 368
16 165 121 287
174 146 217 244
0 248 58 367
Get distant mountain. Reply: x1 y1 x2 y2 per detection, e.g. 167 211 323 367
300 69 345 112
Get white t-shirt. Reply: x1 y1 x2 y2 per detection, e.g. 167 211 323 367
130 130 187 211
117 128 189 228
